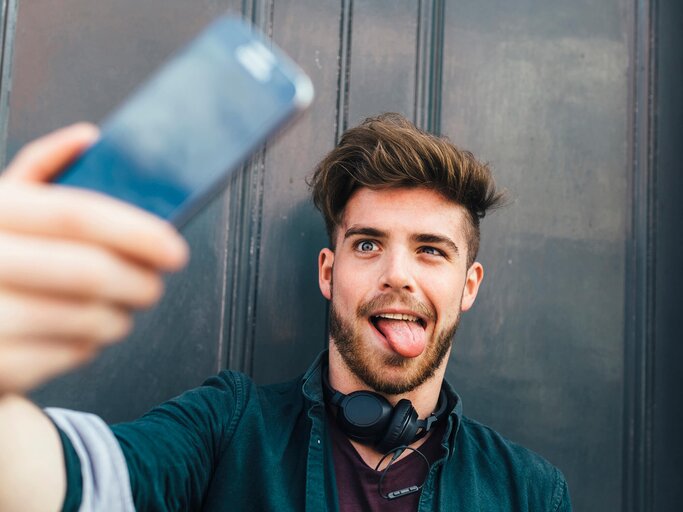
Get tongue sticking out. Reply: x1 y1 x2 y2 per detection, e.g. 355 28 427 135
374 318 426 358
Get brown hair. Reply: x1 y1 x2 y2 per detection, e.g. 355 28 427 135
309 113 505 266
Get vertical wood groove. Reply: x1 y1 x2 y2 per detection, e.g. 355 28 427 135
0 0 17 167
623 0 657 510
219 0 274 375
335 0 353 143
414 0 444 134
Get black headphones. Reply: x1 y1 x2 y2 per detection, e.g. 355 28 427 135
322 368 449 453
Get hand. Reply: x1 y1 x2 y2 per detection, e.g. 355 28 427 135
0 124 189 394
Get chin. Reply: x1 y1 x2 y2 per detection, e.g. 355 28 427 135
337 339 446 395
329 302 456 395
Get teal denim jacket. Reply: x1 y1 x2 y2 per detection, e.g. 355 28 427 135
61 351 571 511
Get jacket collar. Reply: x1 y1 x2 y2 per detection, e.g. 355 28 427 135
301 350 463 451
301 350 328 404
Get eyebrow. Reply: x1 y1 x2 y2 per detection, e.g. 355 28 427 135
343 226 460 256
343 226 387 240
412 233 459 255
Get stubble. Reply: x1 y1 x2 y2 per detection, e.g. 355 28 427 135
329 291 459 395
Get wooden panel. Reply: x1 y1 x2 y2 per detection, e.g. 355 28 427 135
251 0 339 384
346 0 419 126
2 1 679 508
0 0 18 165
440 1 631 510
9 0 242 422
653 0 683 509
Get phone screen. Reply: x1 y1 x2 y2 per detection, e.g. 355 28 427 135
55 16 313 226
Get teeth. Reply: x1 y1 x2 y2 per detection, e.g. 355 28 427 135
375 313 419 322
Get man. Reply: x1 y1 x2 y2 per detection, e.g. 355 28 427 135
0 114 571 511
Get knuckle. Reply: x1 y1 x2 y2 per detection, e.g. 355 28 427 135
137 274 164 308
66 250 164 308
106 310 133 341
0 293 20 335
50 197 90 238
70 341 100 362
90 306 133 343
72 261 110 297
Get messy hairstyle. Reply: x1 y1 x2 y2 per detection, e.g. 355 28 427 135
309 113 505 266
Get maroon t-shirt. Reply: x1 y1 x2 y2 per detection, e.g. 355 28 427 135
327 410 446 511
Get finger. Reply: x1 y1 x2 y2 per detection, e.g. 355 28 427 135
3 123 99 183
0 339 98 394
0 232 165 308
0 183 188 271
0 289 132 342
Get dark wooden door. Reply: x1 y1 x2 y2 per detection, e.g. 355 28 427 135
1 1 680 510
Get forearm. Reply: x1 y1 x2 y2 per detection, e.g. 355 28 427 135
0 394 66 512
0 125 189 511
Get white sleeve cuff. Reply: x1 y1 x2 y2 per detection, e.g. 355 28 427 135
45 408 135 512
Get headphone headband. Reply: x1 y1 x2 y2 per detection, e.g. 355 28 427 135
322 367 448 452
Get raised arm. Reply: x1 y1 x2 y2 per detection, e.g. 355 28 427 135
0 125 189 511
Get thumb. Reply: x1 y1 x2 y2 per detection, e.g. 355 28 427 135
2 123 99 183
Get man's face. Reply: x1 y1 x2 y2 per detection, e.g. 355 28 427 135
318 187 483 395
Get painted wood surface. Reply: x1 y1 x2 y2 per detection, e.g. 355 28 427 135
1 1 679 510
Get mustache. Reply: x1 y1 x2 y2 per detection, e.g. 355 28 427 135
357 291 435 322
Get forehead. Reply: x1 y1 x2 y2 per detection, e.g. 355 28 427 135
340 187 469 241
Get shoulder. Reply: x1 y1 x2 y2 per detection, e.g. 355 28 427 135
168 370 249 416
156 370 306 417
207 370 302 395
203 371 307 421
457 415 558 475
454 415 571 511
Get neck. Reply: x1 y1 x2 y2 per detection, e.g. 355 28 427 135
327 343 450 468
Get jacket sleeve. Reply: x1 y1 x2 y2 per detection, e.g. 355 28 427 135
46 407 135 512
110 371 243 511
552 468 572 512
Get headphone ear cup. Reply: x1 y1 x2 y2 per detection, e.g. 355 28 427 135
376 399 419 453
337 392 393 445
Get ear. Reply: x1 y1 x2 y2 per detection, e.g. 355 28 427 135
318 248 335 300
461 262 484 312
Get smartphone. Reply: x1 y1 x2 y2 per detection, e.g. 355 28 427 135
54 15 313 227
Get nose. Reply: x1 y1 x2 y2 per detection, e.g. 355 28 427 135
379 249 416 292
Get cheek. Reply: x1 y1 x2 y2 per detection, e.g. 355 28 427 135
334 256 373 286
331 265 364 307
426 276 466 317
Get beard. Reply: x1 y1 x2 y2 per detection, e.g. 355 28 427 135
329 290 460 395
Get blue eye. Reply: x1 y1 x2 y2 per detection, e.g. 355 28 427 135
419 246 442 256
357 240 377 252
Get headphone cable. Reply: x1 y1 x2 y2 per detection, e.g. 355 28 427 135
375 445 432 500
